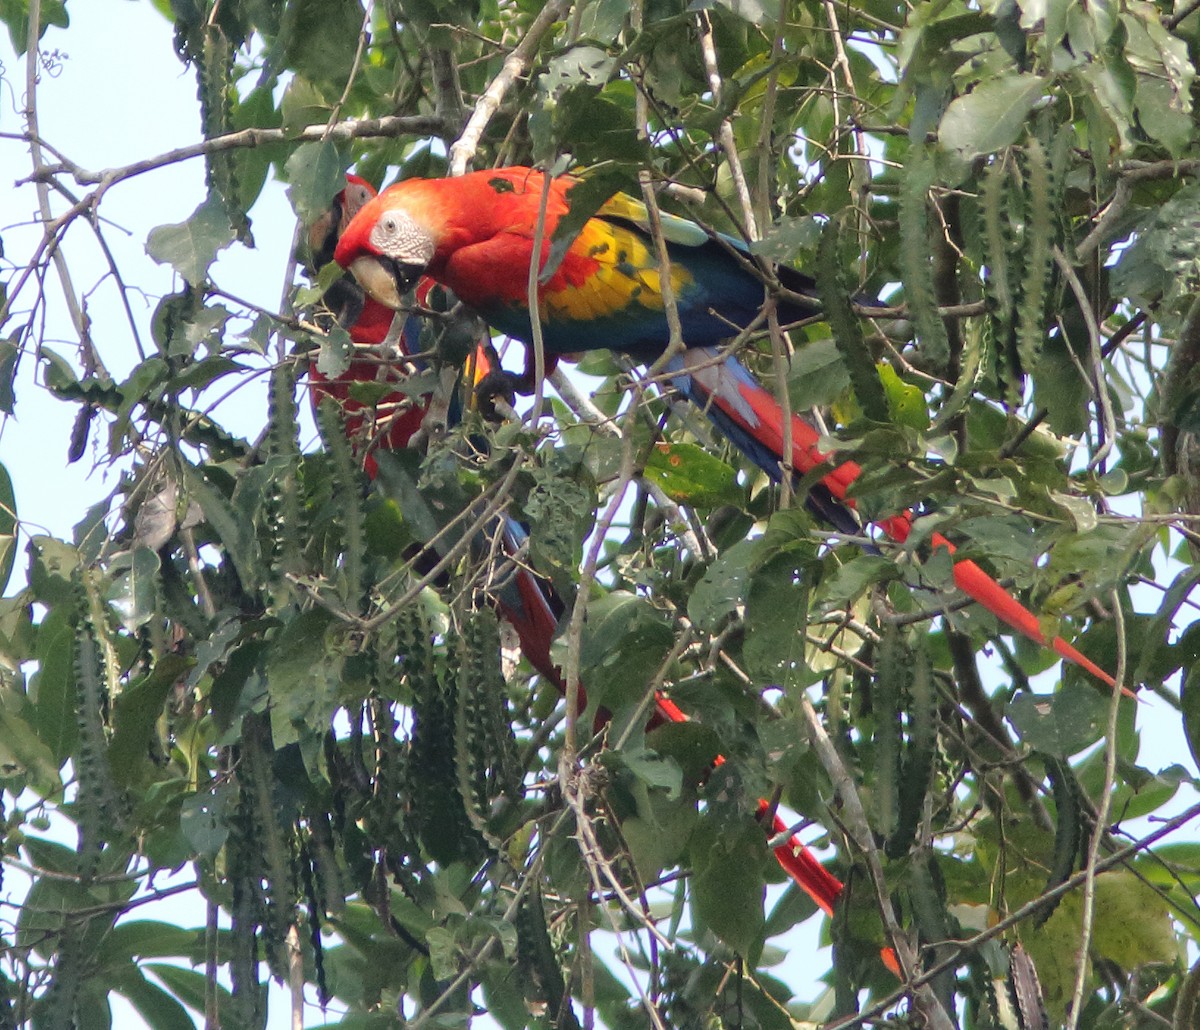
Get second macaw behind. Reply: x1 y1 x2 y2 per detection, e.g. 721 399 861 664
333 166 1118 691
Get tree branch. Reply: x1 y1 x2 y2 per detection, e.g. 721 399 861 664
447 0 573 175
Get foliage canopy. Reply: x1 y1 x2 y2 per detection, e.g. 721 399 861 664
3 0 1200 1027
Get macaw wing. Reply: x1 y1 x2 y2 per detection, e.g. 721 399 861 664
596 191 712 248
595 191 821 313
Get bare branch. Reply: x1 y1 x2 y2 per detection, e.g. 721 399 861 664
447 0 573 175
23 0 99 374
796 693 958 1030
1065 596 1128 1030
20 114 451 190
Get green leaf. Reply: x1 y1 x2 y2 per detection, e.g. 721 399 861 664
316 322 354 380
108 963 196 1030
938 73 1045 159
0 461 15 593
373 450 452 544
542 44 617 99
713 0 779 25
28 535 80 605
280 0 366 86
106 546 161 633
0 0 67 54
787 337 851 411
180 782 237 858
575 0 629 42
144 964 236 1019
164 355 247 394
285 139 348 225
33 604 77 766
879 364 929 430
180 463 261 592
0 335 17 414
690 812 768 957
106 921 205 962
620 743 683 799
814 554 895 610
1110 181 1200 313
0 699 62 794
426 926 460 981
145 196 236 286
744 549 814 692
1182 664 1200 774
1007 682 1111 757
278 74 331 135
643 441 742 507
647 719 723 785
39 346 79 393
1021 870 1176 1023
109 654 194 786
688 539 755 633
574 591 674 712
524 456 596 587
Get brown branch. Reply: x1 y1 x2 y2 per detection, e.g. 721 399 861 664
447 0 573 175
22 0 99 376
795 694 957 1030
1076 160 1200 260
826 799 1200 1030
19 114 451 190
1065 595 1128 1030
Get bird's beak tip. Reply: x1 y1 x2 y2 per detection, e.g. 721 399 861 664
347 255 407 310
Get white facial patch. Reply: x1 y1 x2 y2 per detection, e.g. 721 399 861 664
368 210 435 267
341 183 375 228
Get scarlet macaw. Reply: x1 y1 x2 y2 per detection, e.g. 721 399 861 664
332 166 1117 690
310 174 847 917
306 174 430 473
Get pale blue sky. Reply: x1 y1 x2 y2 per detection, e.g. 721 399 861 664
1 2 327 1025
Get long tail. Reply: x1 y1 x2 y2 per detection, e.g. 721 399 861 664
669 347 1119 691
490 516 845 913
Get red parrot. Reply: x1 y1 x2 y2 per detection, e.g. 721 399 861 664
311 174 848 919
306 174 429 473
333 166 1118 691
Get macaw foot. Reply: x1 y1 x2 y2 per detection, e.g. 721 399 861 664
473 368 519 420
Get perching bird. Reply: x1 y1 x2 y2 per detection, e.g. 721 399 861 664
333 166 1118 691
311 174 848 919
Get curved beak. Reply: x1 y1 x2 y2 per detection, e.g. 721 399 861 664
346 255 424 310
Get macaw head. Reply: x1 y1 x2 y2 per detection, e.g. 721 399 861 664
308 173 377 271
334 179 441 311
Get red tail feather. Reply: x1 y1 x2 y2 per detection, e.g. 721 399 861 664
721 377 1120 690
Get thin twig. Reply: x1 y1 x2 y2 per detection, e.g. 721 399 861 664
23 0 97 374
1054 247 1116 471
1065 594 1128 1030
19 115 451 190
825 801 1200 1030
447 0 572 175
796 694 958 1030
1076 159 1200 259
696 11 757 239
325 1 375 132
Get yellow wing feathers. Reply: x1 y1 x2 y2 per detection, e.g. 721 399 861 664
541 218 694 323
596 192 711 248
